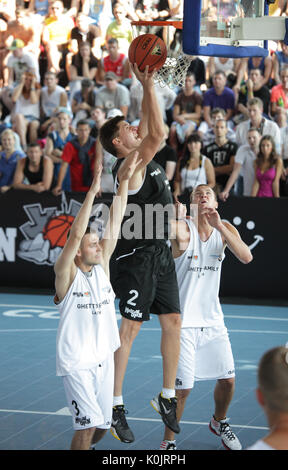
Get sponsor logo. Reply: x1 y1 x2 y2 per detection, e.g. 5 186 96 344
151 44 162 56
73 291 91 297
175 378 182 386
150 168 161 177
124 306 143 319
75 416 91 426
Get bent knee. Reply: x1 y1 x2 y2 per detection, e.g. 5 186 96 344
176 388 191 400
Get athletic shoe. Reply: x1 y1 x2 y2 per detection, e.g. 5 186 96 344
209 416 242 450
110 405 135 443
150 393 180 434
159 440 177 450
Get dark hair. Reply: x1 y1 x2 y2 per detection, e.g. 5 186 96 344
180 132 202 170
27 142 41 150
99 115 125 157
107 37 118 46
256 135 278 169
76 119 91 128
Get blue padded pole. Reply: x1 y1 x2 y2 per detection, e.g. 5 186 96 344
183 0 201 53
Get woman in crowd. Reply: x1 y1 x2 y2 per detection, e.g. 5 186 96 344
0 128 25 193
251 135 283 198
173 133 215 200
11 71 41 151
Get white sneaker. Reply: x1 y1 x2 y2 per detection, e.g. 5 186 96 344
209 416 242 450
159 440 177 450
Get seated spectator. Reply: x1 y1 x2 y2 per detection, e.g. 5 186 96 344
251 135 283 198
66 42 99 102
237 68 271 120
71 78 96 127
0 0 16 22
135 0 170 39
187 56 206 92
154 124 177 185
206 56 241 89
68 12 100 58
42 0 74 73
272 40 288 85
80 0 113 45
28 0 50 19
236 97 281 153
52 119 96 194
173 133 215 200
44 107 74 191
270 65 288 119
203 118 237 193
236 55 273 91
40 71 68 135
198 107 236 146
97 37 130 85
11 71 41 151
0 128 25 193
5 8 41 58
94 71 130 118
203 70 235 128
13 142 54 192
169 72 202 154
89 105 106 138
129 78 176 125
220 128 261 200
106 2 133 56
246 346 288 451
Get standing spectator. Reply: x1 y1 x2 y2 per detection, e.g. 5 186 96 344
94 71 130 118
42 0 75 74
105 2 133 56
0 128 25 193
270 65 288 119
40 71 68 135
220 128 261 200
237 68 271 119
203 71 235 128
13 142 54 192
44 108 74 191
71 78 96 126
169 72 202 154
251 135 283 198
53 119 96 194
69 12 100 53
67 42 99 102
11 71 41 151
272 41 288 86
173 133 215 200
203 118 237 192
97 37 130 85
235 97 281 153
246 346 288 451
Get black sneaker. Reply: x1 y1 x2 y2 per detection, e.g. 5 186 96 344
110 405 135 443
150 393 180 434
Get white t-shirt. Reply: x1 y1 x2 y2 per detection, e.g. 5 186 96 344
235 118 281 154
55 265 120 376
280 126 288 160
174 218 226 328
246 439 274 450
41 85 66 117
180 155 208 192
7 51 40 83
234 144 256 196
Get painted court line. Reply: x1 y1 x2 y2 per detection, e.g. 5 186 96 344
0 408 268 431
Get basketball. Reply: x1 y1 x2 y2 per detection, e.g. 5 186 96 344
43 214 74 248
128 33 167 73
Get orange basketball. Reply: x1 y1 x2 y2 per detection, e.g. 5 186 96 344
43 215 74 248
128 33 167 73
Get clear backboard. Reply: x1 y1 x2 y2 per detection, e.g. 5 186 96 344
183 0 288 58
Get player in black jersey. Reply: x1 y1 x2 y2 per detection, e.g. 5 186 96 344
100 64 181 444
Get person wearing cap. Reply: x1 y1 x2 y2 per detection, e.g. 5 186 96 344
95 71 130 118
246 346 288 450
44 107 74 191
40 71 68 135
71 78 97 127
6 38 38 86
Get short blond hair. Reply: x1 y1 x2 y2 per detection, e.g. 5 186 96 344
258 346 288 412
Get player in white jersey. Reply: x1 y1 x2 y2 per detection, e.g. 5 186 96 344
158 184 252 451
54 151 140 450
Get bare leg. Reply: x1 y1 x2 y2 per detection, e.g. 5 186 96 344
158 313 181 389
164 388 191 441
91 428 107 446
113 317 142 397
13 114 28 149
70 427 96 450
28 120 40 144
213 378 235 420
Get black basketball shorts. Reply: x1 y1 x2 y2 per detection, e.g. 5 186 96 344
114 243 180 322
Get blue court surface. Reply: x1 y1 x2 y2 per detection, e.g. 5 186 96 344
0 292 287 451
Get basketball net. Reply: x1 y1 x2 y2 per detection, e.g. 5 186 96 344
131 21 192 88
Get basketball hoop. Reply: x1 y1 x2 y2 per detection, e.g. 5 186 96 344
131 20 192 88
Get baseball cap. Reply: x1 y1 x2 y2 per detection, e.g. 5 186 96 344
8 39 25 50
107 108 123 119
55 107 73 118
105 71 117 81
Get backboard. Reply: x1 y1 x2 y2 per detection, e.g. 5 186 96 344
182 0 288 58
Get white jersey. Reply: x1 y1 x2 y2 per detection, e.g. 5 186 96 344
55 265 120 376
175 218 225 328
41 85 65 117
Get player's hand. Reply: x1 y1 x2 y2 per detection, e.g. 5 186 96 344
174 200 187 220
130 63 155 87
202 207 222 229
117 150 141 182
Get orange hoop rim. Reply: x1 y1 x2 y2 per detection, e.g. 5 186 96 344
131 20 183 30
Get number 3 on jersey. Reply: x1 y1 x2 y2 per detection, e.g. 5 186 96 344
127 290 139 307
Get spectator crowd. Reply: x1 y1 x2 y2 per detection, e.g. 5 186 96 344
0 0 288 200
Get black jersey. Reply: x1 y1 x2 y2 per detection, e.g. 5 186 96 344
112 159 173 257
203 140 237 187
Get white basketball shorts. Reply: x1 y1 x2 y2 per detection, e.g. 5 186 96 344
63 353 114 430
175 325 235 390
